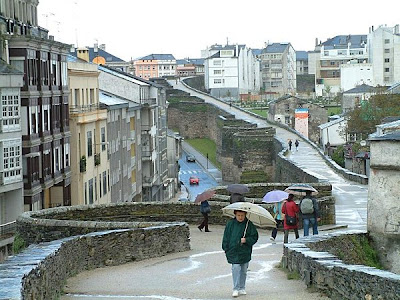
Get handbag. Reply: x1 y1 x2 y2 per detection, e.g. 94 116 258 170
283 202 297 226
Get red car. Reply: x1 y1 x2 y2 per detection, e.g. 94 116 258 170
189 176 199 185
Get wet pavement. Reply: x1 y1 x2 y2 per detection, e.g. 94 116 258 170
61 225 330 300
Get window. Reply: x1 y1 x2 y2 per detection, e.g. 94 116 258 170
103 171 107 195
1 93 20 131
385 49 390 53
95 177 97 201
1 139 22 183
88 179 93 204
84 182 87 204
89 89 95 105
64 143 70 167
385 58 390 63
101 127 106 151
214 70 222 75
87 131 93 157
54 147 60 172
99 175 102 198
213 60 221 66
385 39 390 44
214 79 222 84
324 51 329 56
385 68 390 72
384 77 390 82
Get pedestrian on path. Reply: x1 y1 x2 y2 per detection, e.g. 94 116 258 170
288 139 292 151
270 201 284 242
229 193 245 204
222 210 258 298
198 200 211 232
300 191 320 236
295 139 299 151
281 194 299 243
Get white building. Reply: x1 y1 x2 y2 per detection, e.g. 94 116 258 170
367 24 400 87
318 117 347 150
340 62 373 92
315 35 368 97
204 44 260 99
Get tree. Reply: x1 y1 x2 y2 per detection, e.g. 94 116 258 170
346 93 400 137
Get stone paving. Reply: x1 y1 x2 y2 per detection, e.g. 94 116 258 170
61 225 330 300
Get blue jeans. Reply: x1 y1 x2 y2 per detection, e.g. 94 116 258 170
232 262 248 291
303 217 318 236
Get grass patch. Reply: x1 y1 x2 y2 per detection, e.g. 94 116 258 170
186 138 221 169
240 170 269 183
327 106 341 115
248 109 268 118
287 270 301 280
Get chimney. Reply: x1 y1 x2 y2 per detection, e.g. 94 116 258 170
94 42 98 53
77 47 90 62
49 35 54 41
315 38 318 46
70 44 75 53
99 44 106 50
395 24 400 34
372 25 374 32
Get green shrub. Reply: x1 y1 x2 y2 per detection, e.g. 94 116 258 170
240 170 269 183
331 145 345 167
13 233 26 254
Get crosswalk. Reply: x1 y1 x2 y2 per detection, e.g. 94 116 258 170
179 170 204 175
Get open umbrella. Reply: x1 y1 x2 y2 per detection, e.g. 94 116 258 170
226 184 250 194
194 190 216 203
262 190 289 203
222 202 276 228
284 184 318 196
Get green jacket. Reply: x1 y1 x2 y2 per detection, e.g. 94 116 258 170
222 218 259 264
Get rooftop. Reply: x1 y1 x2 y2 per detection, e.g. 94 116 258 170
322 35 367 49
262 43 290 54
138 54 176 61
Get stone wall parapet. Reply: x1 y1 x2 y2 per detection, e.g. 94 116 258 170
283 231 400 299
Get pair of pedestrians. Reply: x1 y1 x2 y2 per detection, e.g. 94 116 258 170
270 191 320 243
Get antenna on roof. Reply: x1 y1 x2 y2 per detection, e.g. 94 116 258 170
226 37 229 46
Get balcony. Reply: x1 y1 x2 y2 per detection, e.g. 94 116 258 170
94 153 101 166
141 98 157 106
69 103 100 114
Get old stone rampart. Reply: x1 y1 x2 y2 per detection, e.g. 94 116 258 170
283 231 400 299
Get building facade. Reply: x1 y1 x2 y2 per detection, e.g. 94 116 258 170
68 54 110 206
261 43 296 97
204 44 260 99
315 35 368 97
134 54 176 79
0 61 24 226
2 0 71 211
296 51 309 75
367 24 400 87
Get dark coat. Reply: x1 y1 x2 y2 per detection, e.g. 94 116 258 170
282 200 299 230
229 193 245 204
222 218 258 264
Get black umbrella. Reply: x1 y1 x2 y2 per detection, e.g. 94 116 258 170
226 184 250 195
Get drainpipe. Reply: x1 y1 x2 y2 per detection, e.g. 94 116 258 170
5 39 9 64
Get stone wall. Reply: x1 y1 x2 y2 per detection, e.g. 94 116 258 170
283 232 400 300
2 224 190 300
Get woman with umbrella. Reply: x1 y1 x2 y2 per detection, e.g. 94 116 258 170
262 190 289 242
222 208 258 297
281 194 300 243
195 190 215 232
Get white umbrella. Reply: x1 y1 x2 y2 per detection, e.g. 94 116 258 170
222 202 276 229
284 183 318 196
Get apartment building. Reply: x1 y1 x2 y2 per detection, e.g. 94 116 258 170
68 53 110 206
296 51 309 75
134 54 176 79
315 35 368 97
204 44 260 99
99 65 171 202
368 24 400 87
260 43 296 97
0 61 24 226
2 0 71 211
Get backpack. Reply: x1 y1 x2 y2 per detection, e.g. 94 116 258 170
300 198 314 214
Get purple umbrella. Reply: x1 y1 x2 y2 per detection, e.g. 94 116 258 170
262 190 289 203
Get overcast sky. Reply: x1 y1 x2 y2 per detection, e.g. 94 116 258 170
38 0 399 61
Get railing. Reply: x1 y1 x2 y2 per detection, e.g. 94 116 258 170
0 221 16 239
141 98 157 106
69 104 100 114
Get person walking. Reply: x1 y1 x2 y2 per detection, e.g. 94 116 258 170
198 200 211 232
281 194 299 243
229 193 245 204
270 201 284 242
300 191 320 236
295 139 299 151
222 210 259 298
288 139 292 151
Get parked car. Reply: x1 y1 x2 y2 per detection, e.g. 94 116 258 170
189 176 199 185
186 155 196 162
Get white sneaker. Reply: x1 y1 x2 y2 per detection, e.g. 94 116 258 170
270 237 275 241
239 290 247 295
232 290 239 297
